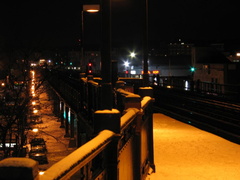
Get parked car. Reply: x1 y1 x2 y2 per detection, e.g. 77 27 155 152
30 138 47 151
29 146 48 164
29 115 42 124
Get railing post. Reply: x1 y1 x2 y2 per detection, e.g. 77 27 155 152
124 94 141 110
0 158 39 180
69 112 76 148
124 95 143 180
139 87 155 174
94 109 120 180
138 86 153 98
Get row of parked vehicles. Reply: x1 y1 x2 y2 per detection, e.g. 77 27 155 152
28 70 48 164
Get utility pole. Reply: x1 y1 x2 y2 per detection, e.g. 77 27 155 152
100 0 112 109
142 0 149 86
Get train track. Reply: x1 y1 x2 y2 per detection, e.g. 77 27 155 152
153 87 240 144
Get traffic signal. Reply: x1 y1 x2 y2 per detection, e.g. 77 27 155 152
87 62 92 74
190 67 196 72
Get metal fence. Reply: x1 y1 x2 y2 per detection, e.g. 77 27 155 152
0 70 155 180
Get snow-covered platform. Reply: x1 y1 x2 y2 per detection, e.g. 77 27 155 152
148 113 240 180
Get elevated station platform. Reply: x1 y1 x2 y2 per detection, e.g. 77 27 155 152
148 113 240 180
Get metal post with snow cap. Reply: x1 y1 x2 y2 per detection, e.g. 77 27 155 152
94 109 120 180
138 86 153 98
0 157 39 180
94 109 121 134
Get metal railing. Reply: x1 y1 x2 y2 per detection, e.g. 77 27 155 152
0 72 155 180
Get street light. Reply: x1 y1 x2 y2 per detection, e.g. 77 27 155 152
81 4 100 72
130 52 136 58
83 4 100 13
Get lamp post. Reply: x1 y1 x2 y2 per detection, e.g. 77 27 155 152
100 0 112 110
81 4 100 72
142 0 149 86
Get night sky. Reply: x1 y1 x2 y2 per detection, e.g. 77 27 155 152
1 0 240 50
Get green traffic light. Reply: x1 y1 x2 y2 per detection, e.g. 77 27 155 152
190 67 196 72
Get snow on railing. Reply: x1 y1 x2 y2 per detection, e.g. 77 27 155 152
120 108 139 130
39 130 115 180
141 96 152 109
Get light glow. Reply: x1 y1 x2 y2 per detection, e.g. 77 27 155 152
130 52 136 58
32 128 39 133
124 61 130 68
86 9 99 13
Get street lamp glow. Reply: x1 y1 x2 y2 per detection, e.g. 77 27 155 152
39 171 45 175
32 128 39 133
83 4 100 13
86 9 99 13
124 61 130 68
130 52 136 58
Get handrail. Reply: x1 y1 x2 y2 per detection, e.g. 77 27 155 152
120 108 139 131
39 96 153 180
40 130 116 180
141 96 152 109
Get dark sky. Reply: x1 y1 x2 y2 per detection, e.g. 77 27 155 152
1 0 240 50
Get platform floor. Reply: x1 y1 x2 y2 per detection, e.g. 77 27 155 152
147 113 240 180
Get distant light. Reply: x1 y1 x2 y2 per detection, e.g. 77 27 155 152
86 9 99 12
130 52 136 58
32 128 39 133
39 171 45 175
141 70 151 74
190 67 196 72
124 61 130 68
236 53 240 56
130 70 136 74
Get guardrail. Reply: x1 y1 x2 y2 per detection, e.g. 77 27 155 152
0 84 155 180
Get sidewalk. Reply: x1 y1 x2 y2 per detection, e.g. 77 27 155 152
29 84 76 171
147 113 240 180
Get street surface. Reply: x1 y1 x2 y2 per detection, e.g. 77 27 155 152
28 83 77 171
147 113 240 180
